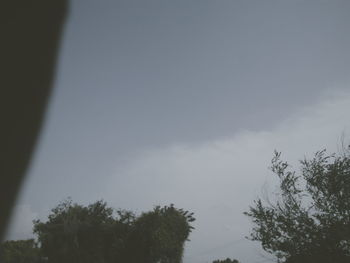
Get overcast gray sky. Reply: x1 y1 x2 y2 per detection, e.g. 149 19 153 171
7 1 350 262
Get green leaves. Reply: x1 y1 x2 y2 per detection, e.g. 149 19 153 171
0 239 42 263
245 147 350 263
126 204 195 263
32 199 194 263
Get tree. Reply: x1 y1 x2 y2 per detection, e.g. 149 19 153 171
212 258 239 263
0 239 43 263
245 147 350 263
126 204 195 263
34 199 126 263
33 199 195 263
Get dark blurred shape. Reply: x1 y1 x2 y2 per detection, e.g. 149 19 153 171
0 0 68 240
0 239 42 263
33 200 195 263
212 258 239 263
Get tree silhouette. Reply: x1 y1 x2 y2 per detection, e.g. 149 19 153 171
126 204 195 263
0 239 42 263
245 147 350 263
32 199 194 263
33 199 123 263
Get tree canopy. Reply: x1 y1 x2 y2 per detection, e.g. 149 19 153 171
0 239 42 263
245 147 350 263
7 145 350 263
31 199 194 263
127 204 195 263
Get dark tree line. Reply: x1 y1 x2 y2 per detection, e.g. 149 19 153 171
1 200 194 263
0 239 43 263
2 144 350 263
212 258 239 263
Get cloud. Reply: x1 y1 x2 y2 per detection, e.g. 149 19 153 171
105 89 350 263
5 204 38 241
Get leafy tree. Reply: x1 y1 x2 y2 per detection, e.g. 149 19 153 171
212 258 239 263
126 204 195 263
0 239 43 263
33 199 195 263
33 199 135 263
245 147 350 263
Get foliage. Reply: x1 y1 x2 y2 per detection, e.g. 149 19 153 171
32 199 194 263
0 239 43 263
34 199 119 263
127 204 195 263
212 258 239 263
245 147 350 263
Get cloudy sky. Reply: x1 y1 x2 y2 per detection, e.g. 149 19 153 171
7 1 350 262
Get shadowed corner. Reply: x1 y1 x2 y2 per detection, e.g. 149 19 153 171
0 0 69 241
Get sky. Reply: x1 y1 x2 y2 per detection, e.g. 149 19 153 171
6 1 350 262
